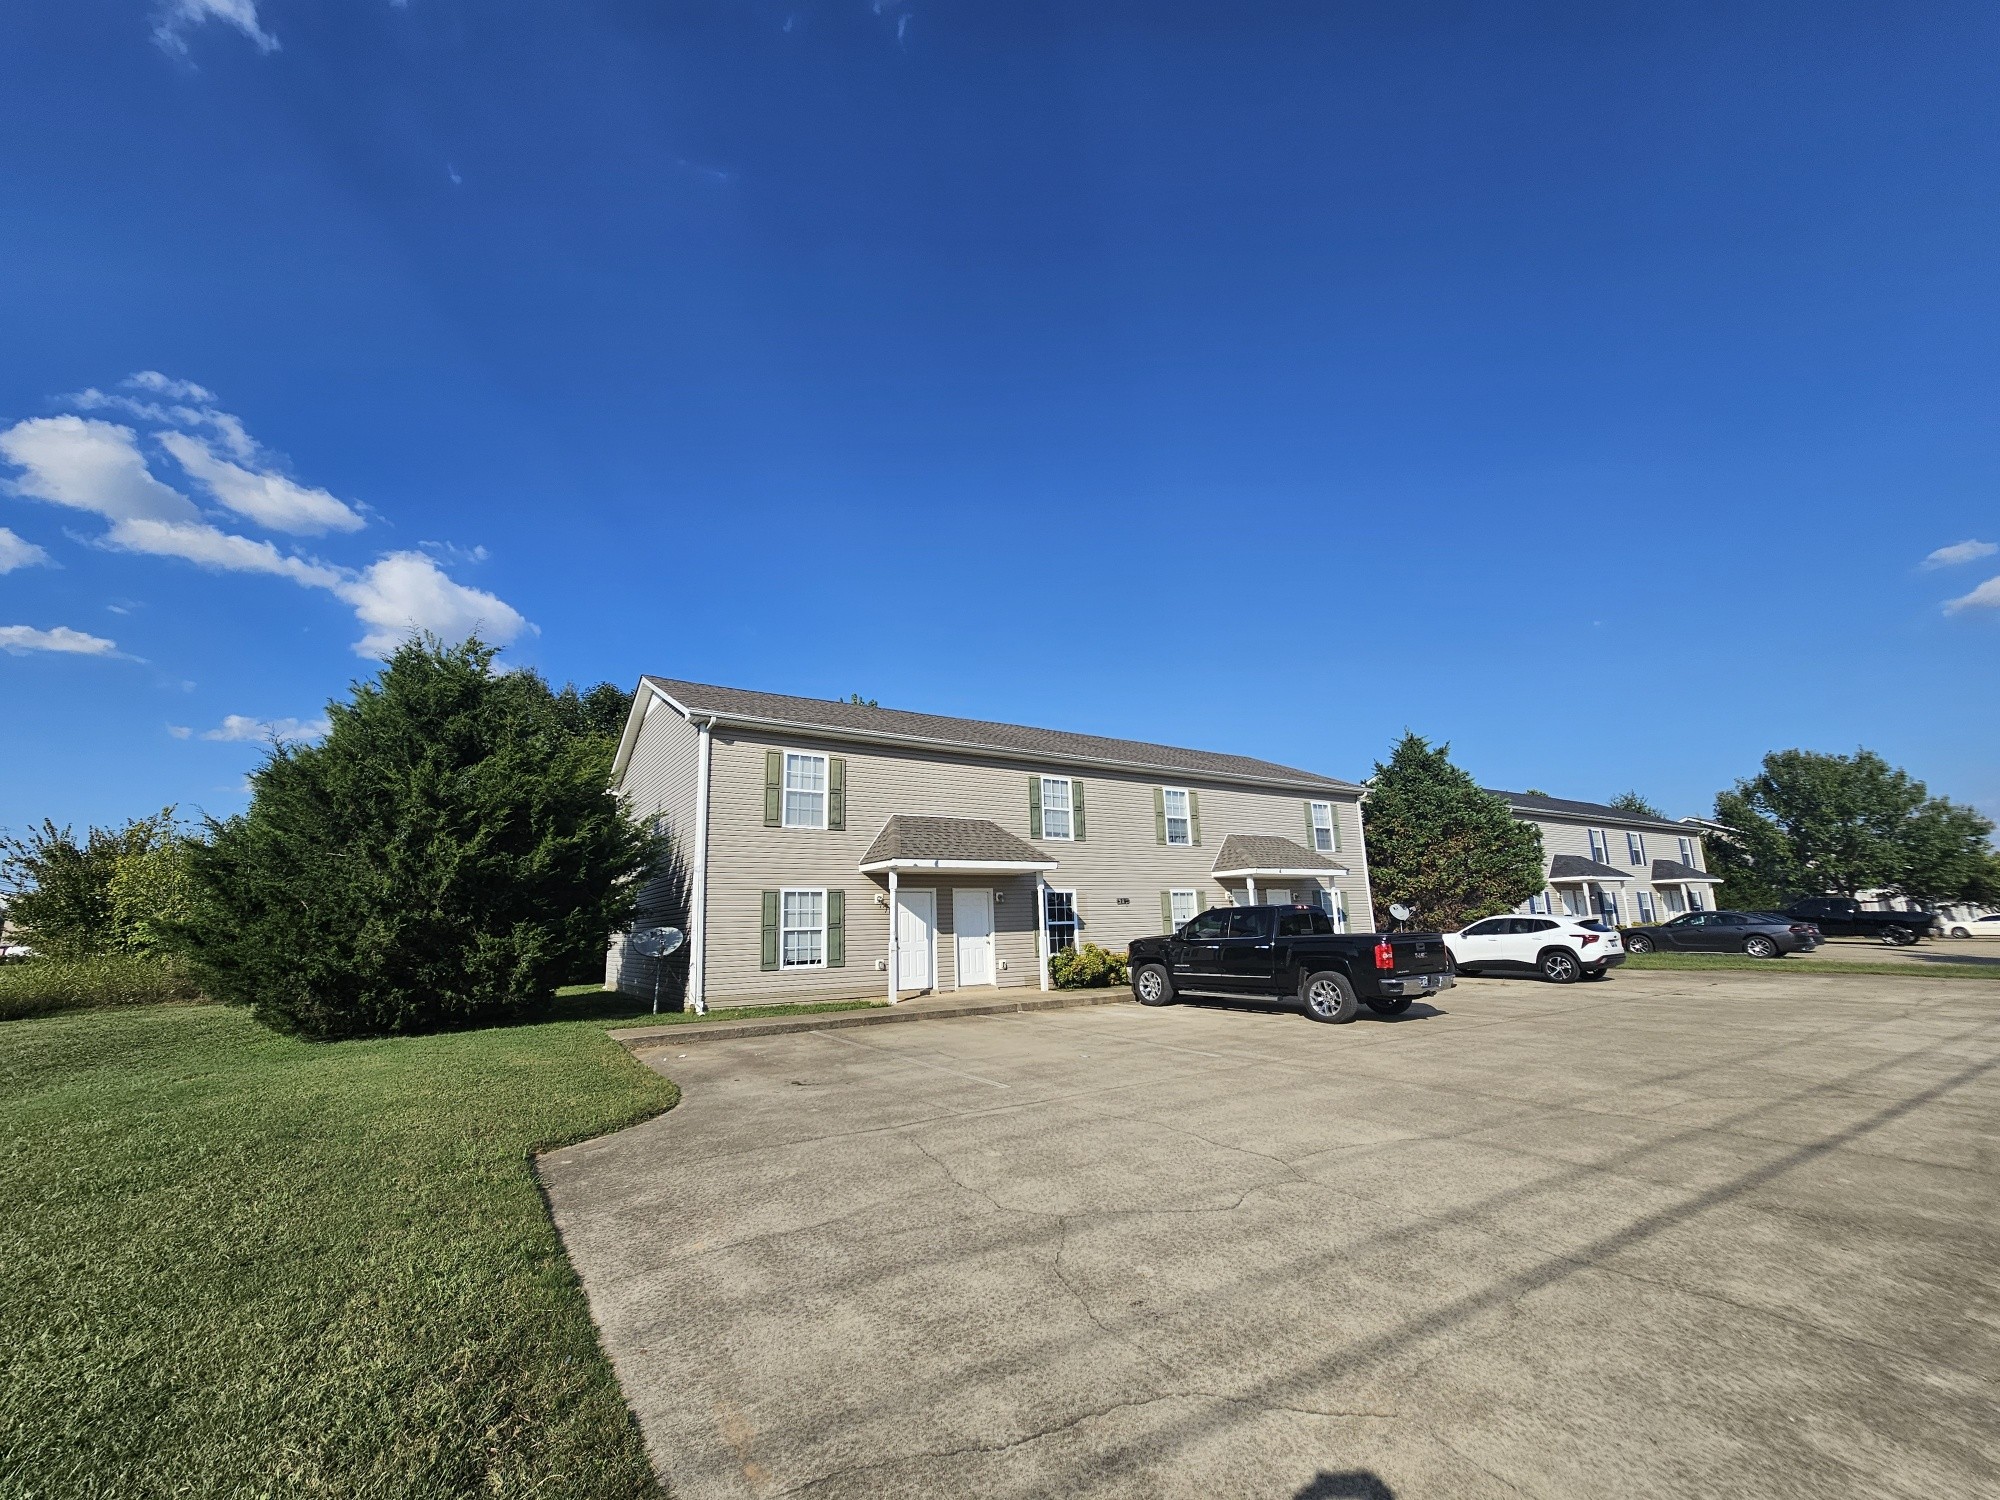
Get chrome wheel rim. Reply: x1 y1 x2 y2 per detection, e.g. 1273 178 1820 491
1747 937 1775 958
1137 970 1163 1002
1306 979 1336 1016
1546 954 1577 981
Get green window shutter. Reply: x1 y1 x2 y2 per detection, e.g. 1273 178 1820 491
1189 790 1202 846
826 890 845 967
1161 892 1173 933
1305 801 1318 846
828 757 846 831
1028 775 1043 838
760 890 779 970
1331 803 1342 852
1154 786 1167 845
764 751 783 827
1071 779 1086 841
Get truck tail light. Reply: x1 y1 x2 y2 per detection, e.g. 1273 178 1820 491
1374 941 1394 971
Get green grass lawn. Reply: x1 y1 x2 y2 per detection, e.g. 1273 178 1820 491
0 994 680 1498
1622 951 2000 979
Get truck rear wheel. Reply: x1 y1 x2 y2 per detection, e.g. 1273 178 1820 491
1302 971 1360 1023
1132 963 1174 1007
1366 995 1414 1016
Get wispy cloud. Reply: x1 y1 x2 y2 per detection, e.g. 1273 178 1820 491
201 713 330 743
0 624 120 657
1943 575 2000 614
2 377 535 660
154 0 279 56
0 526 51 574
167 724 193 739
1923 538 1998 570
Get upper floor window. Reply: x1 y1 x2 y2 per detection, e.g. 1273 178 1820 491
1626 831 1646 865
1308 801 1336 853
783 752 827 828
1040 776 1074 840
1678 836 1700 870
1588 828 1610 863
1163 787 1192 846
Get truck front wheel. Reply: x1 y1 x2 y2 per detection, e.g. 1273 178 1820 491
1132 963 1175 1007
1302 971 1361 1024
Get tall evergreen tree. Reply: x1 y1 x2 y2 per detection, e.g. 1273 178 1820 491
182 639 659 1038
1365 734 1545 931
1608 790 1665 819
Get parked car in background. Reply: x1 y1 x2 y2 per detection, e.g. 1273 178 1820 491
1749 913 1823 950
1127 904 1453 1022
1622 910 1816 958
1940 911 1998 938
1445 914 1624 984
1781 896 1933 945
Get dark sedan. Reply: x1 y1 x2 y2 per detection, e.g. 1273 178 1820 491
1622 909 1818 958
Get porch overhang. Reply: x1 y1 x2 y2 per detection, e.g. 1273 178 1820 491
858 815 1056 876
1651 858 1723 885
1209 834 1347 882
1549 855 1636 884
1210 865 1352 880
859 856 1058 874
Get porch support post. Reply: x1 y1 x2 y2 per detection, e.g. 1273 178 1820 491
887 869 900 1005
1247 875 1258 904
1036 874 1050 992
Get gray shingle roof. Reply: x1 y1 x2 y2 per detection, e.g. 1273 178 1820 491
1652 858 1721 883
642 676 1356 792
1209 834 1344 875
860 815 1053 869
1488 790 1690 834
1548 854 1636 881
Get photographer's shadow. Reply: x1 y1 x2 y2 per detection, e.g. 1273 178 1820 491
1293 1472 1395 1500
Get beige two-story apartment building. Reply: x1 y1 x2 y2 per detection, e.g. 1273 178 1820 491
1491 791 1721 927
606 678 1374 1009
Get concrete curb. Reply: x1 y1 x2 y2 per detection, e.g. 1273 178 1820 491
612 988 1133 1051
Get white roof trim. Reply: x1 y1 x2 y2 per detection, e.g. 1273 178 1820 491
857 857 1060 874
1212 865 1351 879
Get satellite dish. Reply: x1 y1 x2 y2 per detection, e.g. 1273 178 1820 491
1389 902 1413 923
629 926 684 959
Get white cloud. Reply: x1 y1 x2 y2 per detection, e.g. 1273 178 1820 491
104 517 345 589
201 713 330 743
1923 539 1998 570
0 416 201 524
167 724 193 739
1943 575 2000 614
0 527 52 574
154 0 279 55
0 624 120 657
158 431 366 535
335 551 534 660
128 372 215 401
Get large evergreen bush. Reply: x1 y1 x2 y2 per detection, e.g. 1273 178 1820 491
182 639 657 1039
1364 733 1545 931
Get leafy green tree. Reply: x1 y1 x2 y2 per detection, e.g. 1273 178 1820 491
1709 748 1995 906
1365 734 1545 931
181 639 660 1039
0 810 185 959
1608 791 1665 819
549 681 632 744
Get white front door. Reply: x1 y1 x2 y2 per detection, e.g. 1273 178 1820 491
952 888 996 987
896 888 936 992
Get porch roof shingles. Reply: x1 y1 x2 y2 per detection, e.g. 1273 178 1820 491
1489 789 1690 834
860 815 1054 871
1548 854 1636 882
1652 858 1722 884
1209 834 1344 876
641 676 1357 792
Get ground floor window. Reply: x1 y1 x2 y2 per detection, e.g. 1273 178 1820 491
1664 887 1686 915
1636 889 1656 923
1688 888 1706 912
1559 889 1581 917
781 888 826 968
1309 887 1349 932
1528 891 1551 915
1045 888 1078 955
1169 889 1199 928
1592 888 1621 926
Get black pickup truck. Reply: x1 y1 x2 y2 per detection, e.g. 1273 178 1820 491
1127 904 1454 1022
1782 897 1935 945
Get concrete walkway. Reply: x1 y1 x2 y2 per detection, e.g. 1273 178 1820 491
543 969 2000 1499
610 987 1129 1050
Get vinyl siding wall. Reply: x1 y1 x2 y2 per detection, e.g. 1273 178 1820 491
603 699 702 1002
1513 816 1709 924
689 724 1371 1007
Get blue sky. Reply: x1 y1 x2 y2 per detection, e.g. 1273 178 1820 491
2 0 1996 837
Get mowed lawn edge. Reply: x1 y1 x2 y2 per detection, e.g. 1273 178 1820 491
0 999 680 1499
1622 951 2000 979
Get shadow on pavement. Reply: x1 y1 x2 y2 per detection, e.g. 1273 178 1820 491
1294 1471 1395 1499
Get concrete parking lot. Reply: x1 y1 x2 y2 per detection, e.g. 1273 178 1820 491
541 971 2000 1499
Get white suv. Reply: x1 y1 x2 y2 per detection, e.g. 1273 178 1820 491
1446 915 1624 983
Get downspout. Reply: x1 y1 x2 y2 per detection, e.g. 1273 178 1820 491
1355 788 1377 934
689 716 716 1015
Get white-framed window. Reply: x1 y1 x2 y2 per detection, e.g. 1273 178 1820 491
1313 887 1349 932
1045 888 1078 955
1678 836 1700 870
780 888 827 968
1162 787 1192 846
1169 889 1199 928
1040 776 1073 841
1664 887 1686 915
1559 889 1581 917
1309 801 1336 853
782 752 828 828
1626 831 1646 865
1688 886 1706 912
1588 828 1610 863
1594 888 1621 926
1528 891 1551 915
1636 889 1656 922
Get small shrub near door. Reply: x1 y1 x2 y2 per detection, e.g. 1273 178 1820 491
1049 942 1129 989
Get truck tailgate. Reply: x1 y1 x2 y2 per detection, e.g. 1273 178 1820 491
1388 934 1451 974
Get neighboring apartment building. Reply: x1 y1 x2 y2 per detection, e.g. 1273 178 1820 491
606 678 1375 1009
1489 791 1720 927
